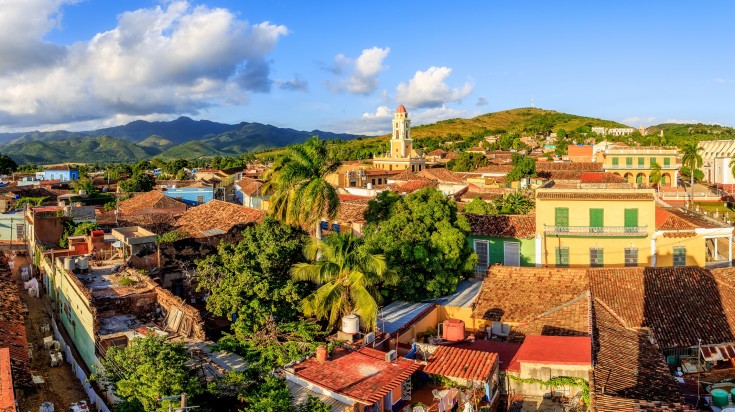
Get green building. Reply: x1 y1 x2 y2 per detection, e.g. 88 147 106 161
465 213 539 274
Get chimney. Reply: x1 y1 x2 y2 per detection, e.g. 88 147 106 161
315 345 328 364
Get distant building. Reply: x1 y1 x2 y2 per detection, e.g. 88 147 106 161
164 185 215 206
602 145 680 187
372 105 426 172
41 165 79 181
698 140 735 188
591 127 635 137
566 145 594 162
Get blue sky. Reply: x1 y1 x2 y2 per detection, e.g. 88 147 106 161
0 0 732 134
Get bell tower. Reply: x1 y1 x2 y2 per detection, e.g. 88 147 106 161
390 105 412 158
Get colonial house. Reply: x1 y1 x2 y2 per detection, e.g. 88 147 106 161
465 213 538 272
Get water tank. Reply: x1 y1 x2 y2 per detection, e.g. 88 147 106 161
63 257 75 271
341 314 360 334
366 182 373 190
712 388 729 407
443 319 466 342
77 256 89 271
315 345 328 363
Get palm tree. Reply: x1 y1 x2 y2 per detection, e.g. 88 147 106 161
291 233 397 329
649 162 662 190
681 142 703 204
263 137 341 239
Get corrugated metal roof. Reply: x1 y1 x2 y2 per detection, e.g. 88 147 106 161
286 380 352 411
429 279 483 308
378 301 434 335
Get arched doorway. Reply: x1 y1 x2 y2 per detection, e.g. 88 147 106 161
624 172 634 184
636 173 645 185
661 173 672 187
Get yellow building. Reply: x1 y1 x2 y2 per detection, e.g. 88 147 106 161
602 146 679 187
536 188 656 267
372 105 426 172
535 187 733 268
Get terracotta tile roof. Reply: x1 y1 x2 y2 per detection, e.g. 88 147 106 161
423 346 498 381
388 180 437 194
579 172 629 184
444 152 459 160
506 336 591 372
537 162 603 172
591 299 688 407
118 190 187 216
536 190 654 200
235 177 264 197
510 294 591 341
0 264 30 386
389 169 429 182
593 395 694 411
453 340 522 372
417 168 467 183
336 201 369 224
465 213 536 239
176 200 265 238
472 267 590 335
364 169 401 177
290 347 421 404
0 348 14 411
44 164 73 170
474 165 513 174
656 207 730 230
590 267 735 348
427 149 446 157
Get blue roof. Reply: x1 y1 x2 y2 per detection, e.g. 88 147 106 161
428 279 483 308
378 301 434 335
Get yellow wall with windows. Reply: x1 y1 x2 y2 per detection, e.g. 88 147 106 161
655 235 706 267
535 189 656 267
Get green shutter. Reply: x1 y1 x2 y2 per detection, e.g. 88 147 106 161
612 158 619 166
626 157 633 166
624 209 639 228
650 157 656 166
664 158 670 166
590 209 604 229
555 208 569 227
556 247 569 267
638 157 644 166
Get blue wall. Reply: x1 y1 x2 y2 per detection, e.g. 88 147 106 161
43 169 79 181
164 187 215 206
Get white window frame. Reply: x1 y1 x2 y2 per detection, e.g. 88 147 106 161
503 241 521 267
474 240 489 274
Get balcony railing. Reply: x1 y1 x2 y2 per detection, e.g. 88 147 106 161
544 225 648 237
605 164 679 170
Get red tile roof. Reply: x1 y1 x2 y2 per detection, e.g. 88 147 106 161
235 177 264 197
474 165 513 174
427 149 446 157
118 190 187 216
364 169 402 177
290 347 421 404
537 162 603 172
0 348 14 411
176 200 265 238
336 200 369 224
453 340 522 372
465 213 536 239
590 267 735 348
656 207 729 230
472 267 590 340
444 152 459 160
389 180 437 194
417 168 467 183
390 169 429 182
506 336 591 372
579 172 629 184
423 346 498 381
0 264 30 386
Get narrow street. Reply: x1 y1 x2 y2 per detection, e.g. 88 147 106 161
8 252 90 412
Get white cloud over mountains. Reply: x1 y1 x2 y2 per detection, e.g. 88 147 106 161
395 66 472 109
0 0 292 129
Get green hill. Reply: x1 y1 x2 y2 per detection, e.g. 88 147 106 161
3 135 151 164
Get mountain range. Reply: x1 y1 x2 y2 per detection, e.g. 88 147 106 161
0 117 360 164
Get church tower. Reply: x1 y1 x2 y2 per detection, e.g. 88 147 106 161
372 104 425 172
391 105 412 158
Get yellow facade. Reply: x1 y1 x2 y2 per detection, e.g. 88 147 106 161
654 235 706 267
602 147 679 187
373 105 426 172
535 188 657 267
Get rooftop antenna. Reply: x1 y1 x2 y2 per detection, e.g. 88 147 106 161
531 96 535 108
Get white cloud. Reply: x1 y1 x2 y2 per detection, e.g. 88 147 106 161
476 97 488 106
664 119 704 124
622 116 656 125
411 105 469 126
714 78 733 84
0 1 290 130
325 47 390 95
395 66 473 109
361 106 392 119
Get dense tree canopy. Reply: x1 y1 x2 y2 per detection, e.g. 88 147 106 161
447 152 488 172
96 334 201 412
119 172 156 192
463 197 497 215
0 154 18 175
195 217 308 335
506 153 537 181
364 187 477 301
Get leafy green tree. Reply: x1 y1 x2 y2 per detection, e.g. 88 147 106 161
447 152 488 172
506 153 537 182
163 159 189 175
495 191 534 215
119 173 156 193
265 137 341 239
364 187 477 301
132 160 153 175
291 233 396 329
96 334 201 412
463 197 497 215
0 154 17 175
297 395 331 412
72 176 99 195
241 375 293 412
556 129 568 139
15 197 47 209
196 217 308 335
681 142 703 203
